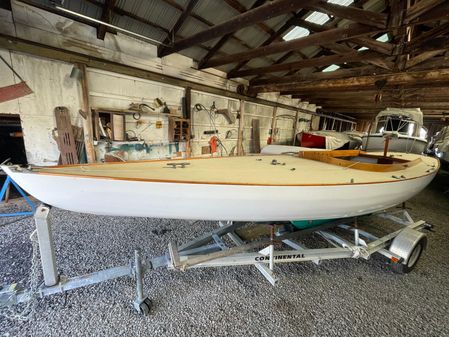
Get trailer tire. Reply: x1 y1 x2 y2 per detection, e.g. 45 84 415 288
391 237 426 274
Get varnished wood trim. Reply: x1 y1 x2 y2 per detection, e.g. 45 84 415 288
32 164 438 187
298 150 422 172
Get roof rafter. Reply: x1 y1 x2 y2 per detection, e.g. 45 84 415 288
159 0 281 66
96 0 116 40
159 0 200 53
294 19 393 55
229 50 387 78
405 0 446 22
158 0 320 57
203 24 381 69
251 65 386 86
84 0 169 34
224 10 308 74
406 49 448 69
198 0 266 69
406 22 449 50
407 1 449 25
249 68 449 93
305 1 387 29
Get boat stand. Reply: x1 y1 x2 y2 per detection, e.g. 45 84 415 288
0 204 432 316
0 175 37 217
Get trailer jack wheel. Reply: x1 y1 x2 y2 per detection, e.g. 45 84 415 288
137 298 152 316
391 238 425 274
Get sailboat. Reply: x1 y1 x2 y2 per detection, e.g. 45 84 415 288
1 150 439 222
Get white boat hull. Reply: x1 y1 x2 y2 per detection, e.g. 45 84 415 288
362 134 427 154
2 165 436 221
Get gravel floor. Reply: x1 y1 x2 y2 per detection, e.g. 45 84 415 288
1 171 449 337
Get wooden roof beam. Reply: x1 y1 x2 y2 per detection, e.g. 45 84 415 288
248 68 449 93
159 0 279 65
158 0 320 57
270 15 392 77
198 0 266 69
225 10 310 74
406 36 449 54
406 49 448 69
321 42 394 70
203 24 380 69
288 87 449 97
319 107 449 113
82 0 237 60
406 0 446 23
96 0 116 40
251 65 386 86
293 18 393 55
305 1 387 29
407 1 449 25
310 96 449 103
349 37 393 55
85 0 169 34
224 0 271 34
406 22 449 50
320 103 449 109
229 50 387 78
159 0 199 53
283 19 394 71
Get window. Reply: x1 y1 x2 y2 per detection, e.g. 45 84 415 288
375 116 418 136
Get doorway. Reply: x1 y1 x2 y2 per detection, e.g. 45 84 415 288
0 114 27 199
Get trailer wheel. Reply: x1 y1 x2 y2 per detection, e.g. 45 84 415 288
391 238 425 274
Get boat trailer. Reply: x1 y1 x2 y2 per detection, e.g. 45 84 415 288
0 205 432 316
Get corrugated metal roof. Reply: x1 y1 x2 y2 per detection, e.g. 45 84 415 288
192 0 238 26
25 0 379 75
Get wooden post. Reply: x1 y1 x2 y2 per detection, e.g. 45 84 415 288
184 87 192 157
292 111 299 145
4 183 10 203
237 99 245 156
251 119 261 153
270 106 278 144
78 63 96 163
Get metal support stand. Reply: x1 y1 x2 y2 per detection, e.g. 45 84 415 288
354 217 360 246
34 205 58 286
0 175 37 217
0 204 140 313
133 250 151 315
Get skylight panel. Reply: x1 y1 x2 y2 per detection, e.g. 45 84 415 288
282 0 357 41
328 0 354 6
358 34 389 51
322 64 340 72
376 33 389 42
283 26 309 41
305 11 330 25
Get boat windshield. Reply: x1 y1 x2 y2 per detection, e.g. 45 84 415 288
375 116 418 137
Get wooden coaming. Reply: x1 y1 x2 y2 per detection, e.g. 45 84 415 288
298 150 422 172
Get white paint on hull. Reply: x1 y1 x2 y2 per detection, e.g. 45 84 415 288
2 166 437 221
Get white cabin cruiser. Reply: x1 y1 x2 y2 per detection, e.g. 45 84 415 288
362 108 428 154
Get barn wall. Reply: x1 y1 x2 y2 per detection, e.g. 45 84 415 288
190 91 240 156
0 49 82 165
0 2 317 165
87 68 186 160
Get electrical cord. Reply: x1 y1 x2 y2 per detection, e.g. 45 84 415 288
194 103 228 155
